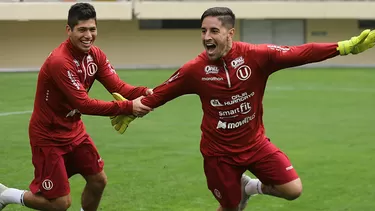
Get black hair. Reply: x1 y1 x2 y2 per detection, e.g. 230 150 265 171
200 7 235 29
67 3 97 30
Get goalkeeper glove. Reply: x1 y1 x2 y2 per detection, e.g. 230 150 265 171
110 93 136 134
337 29 375 55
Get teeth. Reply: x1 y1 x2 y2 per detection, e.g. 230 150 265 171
82 41 91 44
206 43 215 47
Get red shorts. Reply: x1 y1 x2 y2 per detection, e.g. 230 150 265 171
29 135 104 199
203 139 298 208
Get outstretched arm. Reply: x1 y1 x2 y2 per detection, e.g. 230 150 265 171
141 64 196 109
258 29 375 74
259 43 339 74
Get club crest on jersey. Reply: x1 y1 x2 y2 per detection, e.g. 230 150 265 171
86 62 98 76
204 65 219 74
231 56 244 68
236 65 251 81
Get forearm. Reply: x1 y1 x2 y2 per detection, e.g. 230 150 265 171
141 95 167 109
305 43 339 63
100 74 148 100
116 84 148 100
75 99 133 116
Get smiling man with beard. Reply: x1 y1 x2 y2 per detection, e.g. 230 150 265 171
0 3 152 211
109 6 375 211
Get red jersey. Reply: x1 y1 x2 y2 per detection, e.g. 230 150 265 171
142 41 339 159
30 39 148 146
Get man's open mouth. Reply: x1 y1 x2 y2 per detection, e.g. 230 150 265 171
206 43 217 53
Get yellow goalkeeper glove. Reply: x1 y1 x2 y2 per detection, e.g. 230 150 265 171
337 29 375 55
110 93 136 134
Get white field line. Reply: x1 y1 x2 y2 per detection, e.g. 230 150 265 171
0 110 32 117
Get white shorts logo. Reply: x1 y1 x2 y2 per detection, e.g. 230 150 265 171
214 189 222 199
236 65 251 81
42 179 53 191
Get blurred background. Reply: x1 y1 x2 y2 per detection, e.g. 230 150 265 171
1 0 375 71
1 1 375 211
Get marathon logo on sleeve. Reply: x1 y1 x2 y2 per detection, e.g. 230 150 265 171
267 45 290 52
106 59 116 74
73 59 80 67
67 70 80 90
164 72 180 85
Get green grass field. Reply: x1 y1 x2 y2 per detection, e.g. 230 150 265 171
0 68 374 211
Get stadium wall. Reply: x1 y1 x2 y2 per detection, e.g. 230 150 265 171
1 1 375 71
0 20 226 70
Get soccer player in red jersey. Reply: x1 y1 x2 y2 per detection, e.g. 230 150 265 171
112 7 375 211
0 3 151 211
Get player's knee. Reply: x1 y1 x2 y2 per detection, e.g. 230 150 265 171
96 172 108 189
87 171 108 191
284 188 302 200
50 195 72 211
283 180 303 200
275 178 303 201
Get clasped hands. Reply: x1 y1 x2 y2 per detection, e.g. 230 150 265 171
110 89 153 134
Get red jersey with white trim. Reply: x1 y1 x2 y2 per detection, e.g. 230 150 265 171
30 39 148 146
142 41 339 161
